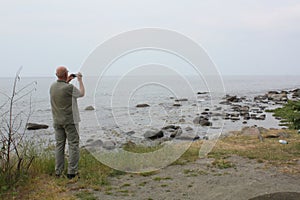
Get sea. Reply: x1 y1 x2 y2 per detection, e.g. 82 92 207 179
1 75 300 147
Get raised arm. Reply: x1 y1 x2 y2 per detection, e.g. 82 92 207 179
77 72 85 97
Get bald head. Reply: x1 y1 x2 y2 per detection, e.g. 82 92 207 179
56 66 68 80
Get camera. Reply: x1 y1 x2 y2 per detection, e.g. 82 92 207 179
70 73 77 78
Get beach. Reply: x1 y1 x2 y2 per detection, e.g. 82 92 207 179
1 75 300 199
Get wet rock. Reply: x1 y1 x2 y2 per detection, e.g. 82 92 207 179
170 128 183 138
257 114 266 120
86 138 94 143
224 95 242 103
267 91 288 102
173 103 182 107
193 116 212 126
136 104 150 108
179 118 185 123
250 114 257 119
176 135 200 141
125 131 135 136
185 126 193 131
197 92 208 95
88 139 103 147
162 125 180 130
144 130 164 140
231 117 240 121
85 105 95 111
292 88 300 98
175 98 188 102
103 140 116 150
254 94 269 103
26 123 49 130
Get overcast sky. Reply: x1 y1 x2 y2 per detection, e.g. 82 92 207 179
0 0 300 77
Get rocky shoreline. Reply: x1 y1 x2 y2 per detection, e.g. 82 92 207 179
82 88 300 151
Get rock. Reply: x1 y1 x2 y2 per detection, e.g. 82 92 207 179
26 123 49 130
215 107 222 111
175 98 188 102
185 126 194 131
254 95 268 103
249 192 300 200
176 135 200 141
86 138 94 143
173 103 182 107
88 139 103 147
170 128 183 138
125 131 135 136
179 118 185 123
193 116 212 126
103 140 116 150
162 125 179 130
267 91 288 102
292 88 300 98
197 92 208 95
257 114 266 120
144 130 164 140
242 121 247 124
231 117 240 121
224 95 241 103
136 104 150 108
250 114 257 119
85 105 95 111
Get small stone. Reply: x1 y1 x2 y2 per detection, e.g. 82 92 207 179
103 140 116 150
125 131 135 136
136 104 150 108
144 130 164 140
173 103 182 107
85 105 95 110
185 126 193 131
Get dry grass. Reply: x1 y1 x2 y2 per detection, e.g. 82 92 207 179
3 129 299 199
209 129 300 173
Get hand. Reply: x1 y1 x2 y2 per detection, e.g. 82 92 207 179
77 72 83 82
66 75 75 83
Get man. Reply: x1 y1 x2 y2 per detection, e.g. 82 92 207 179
50 66 85 179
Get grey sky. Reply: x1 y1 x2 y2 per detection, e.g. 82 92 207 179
0 0 300 77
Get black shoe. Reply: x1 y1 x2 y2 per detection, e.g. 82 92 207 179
67 173 80 179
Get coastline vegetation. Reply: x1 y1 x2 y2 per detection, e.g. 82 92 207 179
266 100 300 129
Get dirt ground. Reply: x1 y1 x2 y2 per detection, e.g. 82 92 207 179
92 155 300 200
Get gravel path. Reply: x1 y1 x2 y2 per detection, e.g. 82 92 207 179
93 156 300 200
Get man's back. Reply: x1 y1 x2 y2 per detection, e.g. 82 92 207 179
50 80 80 124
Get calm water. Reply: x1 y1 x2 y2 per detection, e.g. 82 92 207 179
1 75 300 146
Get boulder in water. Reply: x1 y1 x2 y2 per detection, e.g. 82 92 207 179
26 123 49 130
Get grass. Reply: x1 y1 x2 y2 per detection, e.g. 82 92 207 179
1 148 121 199
2 128 299 199
208 129 300 173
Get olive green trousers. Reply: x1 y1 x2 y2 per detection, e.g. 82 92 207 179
54 123 79 175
